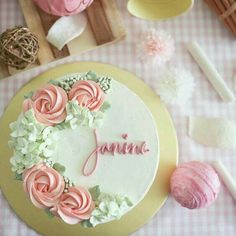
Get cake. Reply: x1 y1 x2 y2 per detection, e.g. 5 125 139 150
9 71 159 227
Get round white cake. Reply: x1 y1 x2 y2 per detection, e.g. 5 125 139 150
52 78 159 207
9 72 159 227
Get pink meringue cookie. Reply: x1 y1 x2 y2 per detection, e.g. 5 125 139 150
33 0 94 16
170 161 220 209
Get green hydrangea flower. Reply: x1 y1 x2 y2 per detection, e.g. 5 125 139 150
83 192 133 227
59 101 105 130
9 109 58 174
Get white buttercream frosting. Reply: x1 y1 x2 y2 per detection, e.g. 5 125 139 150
51 79 159 219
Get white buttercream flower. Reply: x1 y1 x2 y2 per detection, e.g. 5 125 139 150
156 67 195 105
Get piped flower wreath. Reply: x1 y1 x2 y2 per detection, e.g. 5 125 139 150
8 72 132 227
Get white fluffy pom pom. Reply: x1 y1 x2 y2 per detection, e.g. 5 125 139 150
156 68 195 105
138 28 175 67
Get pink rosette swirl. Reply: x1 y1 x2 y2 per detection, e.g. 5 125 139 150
51 186 95 224
23 84 68 126
170 161 220 209
23 163 65 209
68 80 105 111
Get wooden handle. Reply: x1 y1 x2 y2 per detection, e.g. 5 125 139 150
204 0 236 36
18 0 55 64
100 0 126 39
215 0 236 35
222 0 236 25
86 0 114 45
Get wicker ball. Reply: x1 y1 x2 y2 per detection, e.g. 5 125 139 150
0 26 39 70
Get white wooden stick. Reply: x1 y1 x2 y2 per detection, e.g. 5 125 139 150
234 73 236 92
213 161 236 201
187 42 235 103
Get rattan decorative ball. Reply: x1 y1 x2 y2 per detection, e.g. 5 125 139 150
0 26 39 70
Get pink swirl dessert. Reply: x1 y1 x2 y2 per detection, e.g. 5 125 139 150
33 0 94 16
170 161 220 209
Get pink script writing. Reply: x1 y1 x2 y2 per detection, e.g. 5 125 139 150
82 130 150 176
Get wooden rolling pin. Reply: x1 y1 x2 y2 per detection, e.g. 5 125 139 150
204 0 236 36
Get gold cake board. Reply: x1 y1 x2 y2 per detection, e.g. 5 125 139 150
0 62 178 236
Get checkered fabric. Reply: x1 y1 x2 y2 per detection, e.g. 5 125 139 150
0 0 236 236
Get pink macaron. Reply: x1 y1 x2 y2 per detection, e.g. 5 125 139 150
33 0 94 16
170 161 220 209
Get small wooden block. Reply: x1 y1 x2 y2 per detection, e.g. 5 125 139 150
100 0 126 39
67 23 97 55
0 63 9 79
86 0 114 45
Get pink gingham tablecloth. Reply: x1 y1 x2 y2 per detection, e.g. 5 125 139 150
0 1 236 235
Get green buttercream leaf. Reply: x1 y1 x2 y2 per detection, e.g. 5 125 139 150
24 91 33 99
14 173 23 181
45 208 54 218
89 185 101 201
100 102 111 113
124 197 133 207
81 220 93 228
49 80 60 86
86 71 98 82
56 123 67 130
53 163 66 174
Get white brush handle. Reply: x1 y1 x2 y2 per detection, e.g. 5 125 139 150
213 161 236 201
187 42 235 103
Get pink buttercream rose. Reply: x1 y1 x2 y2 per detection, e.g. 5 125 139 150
51 186 95 224
23 163 65 209
68 80 105 111
23 84 68 126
